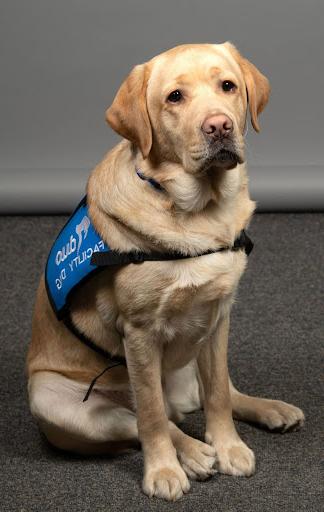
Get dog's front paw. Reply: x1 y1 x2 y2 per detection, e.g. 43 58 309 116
177 436 218 481
206 433 255 477
143 463 190 501
254 400 305 432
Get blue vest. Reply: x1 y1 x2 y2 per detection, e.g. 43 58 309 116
45 196 109 319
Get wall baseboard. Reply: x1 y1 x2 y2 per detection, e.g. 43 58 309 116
1 165 323 214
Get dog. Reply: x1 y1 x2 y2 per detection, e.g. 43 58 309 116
27 42 305 501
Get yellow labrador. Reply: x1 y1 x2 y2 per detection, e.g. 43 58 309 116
27 43 304 501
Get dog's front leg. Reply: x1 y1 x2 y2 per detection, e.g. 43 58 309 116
123 324 190 501
198 311 255 477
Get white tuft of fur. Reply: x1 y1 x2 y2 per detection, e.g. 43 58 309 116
164 361 202 415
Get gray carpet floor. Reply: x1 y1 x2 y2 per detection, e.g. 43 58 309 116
0 213 323 512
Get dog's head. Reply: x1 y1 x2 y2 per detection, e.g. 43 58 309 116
106 43 270 175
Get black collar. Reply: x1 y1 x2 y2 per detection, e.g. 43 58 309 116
136 167 165 191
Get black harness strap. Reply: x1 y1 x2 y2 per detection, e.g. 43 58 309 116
232 229 254 255
63 312 126 364
90 229 254 267
62 312 127 402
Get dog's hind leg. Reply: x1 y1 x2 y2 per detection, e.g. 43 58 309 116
229 378 305 432
28 370 139 455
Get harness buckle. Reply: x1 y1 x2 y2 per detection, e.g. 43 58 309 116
131 252 145 263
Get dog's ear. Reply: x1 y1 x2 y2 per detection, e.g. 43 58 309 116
105 63 152 159
225 43 270 132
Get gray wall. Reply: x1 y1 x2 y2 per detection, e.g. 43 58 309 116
0 0 323 213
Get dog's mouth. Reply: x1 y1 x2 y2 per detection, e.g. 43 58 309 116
199 140 244 172
215 148 241 164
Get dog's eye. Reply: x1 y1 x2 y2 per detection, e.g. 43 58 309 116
167 90 182 103
222 80 236 92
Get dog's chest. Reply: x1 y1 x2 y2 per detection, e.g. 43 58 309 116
116 250 247 343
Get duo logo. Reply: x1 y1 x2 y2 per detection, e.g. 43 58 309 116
76 215 91 254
